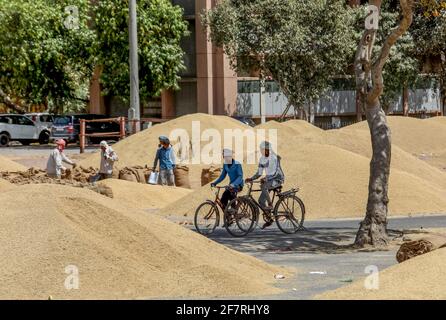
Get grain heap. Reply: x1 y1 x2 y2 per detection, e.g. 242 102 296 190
316 248 446 300
98 179 192 210
160 116 446 219
0 184 286 299
0 155 27 172
0 178 13 190
0 167 113 198
78 113 249 169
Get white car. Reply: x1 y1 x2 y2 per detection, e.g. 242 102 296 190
25 113 54 131
0 114 52 147
25 113 53 144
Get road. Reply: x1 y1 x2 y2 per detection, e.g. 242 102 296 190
187 214 446 299
0 145 96 168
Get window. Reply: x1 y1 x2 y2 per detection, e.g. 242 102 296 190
40 115 54 123
0 116 8 124
54 116 72 125
17 116 34 126
179 20 196 77
172 0 195 16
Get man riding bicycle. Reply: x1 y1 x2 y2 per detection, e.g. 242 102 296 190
246 141 284 229
211 148 244 209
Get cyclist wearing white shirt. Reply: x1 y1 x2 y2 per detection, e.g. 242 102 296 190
246 141 284 228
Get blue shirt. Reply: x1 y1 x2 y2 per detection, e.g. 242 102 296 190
213 160 244 188
153 146 176 170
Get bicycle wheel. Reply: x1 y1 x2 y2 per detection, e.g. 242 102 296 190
274 194 305 234
224 197 257 237
194 201 220 236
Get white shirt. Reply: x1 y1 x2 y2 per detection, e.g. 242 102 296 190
254 152 285 182
46 149 74 177
99 146 118 174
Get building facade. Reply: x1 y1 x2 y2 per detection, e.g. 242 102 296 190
87 0 444 127
88 0 238 119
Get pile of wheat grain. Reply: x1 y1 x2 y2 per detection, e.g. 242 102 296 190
160 117 446 219
0 183 287 299
0 155 27 172
316 248 446 300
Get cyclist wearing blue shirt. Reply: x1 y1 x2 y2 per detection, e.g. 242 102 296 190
211 149 244 209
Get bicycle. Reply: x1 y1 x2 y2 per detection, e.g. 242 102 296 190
194 185 255 237
227 180 305 235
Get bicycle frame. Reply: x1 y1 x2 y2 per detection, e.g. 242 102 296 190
210 186 227 210
244 181 280 216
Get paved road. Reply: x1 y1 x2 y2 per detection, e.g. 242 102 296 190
0 145 96 168
191 214 446 299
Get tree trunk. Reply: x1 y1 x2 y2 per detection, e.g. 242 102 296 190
354 0 413 247
0 88 26 114
402 86 409 116
355 105 391 247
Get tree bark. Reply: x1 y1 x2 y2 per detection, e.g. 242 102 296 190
0 88 26 114
403 86 409 116
355 106 391 246
354 0 414 247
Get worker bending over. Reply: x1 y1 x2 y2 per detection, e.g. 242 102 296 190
46 139 75 179
91 140 119 183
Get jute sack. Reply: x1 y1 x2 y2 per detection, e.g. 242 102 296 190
201 166 222 186
174 165 191 189
396 235 446 263
119 167 138 182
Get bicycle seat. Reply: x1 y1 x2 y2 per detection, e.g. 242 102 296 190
271 186 282 193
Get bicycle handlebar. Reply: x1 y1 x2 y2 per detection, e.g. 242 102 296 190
210 185 227 189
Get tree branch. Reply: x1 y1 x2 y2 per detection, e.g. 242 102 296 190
0 88 26 114
367 0 414 105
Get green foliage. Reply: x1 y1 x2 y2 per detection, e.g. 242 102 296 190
375 5 420 108
205 0 357 108
0 0 188 113
411 9 446 60
0 0 95 113
92 0 189 103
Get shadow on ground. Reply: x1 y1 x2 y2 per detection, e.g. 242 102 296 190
206 226 403 254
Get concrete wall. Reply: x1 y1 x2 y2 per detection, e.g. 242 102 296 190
236 81 441 117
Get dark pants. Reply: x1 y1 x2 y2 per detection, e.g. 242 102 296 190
221 189 237 209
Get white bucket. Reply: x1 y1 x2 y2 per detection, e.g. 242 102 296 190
148 171 159 185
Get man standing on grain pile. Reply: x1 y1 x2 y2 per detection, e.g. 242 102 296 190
91 141 119 183
152 135 176 186
46 139 76 179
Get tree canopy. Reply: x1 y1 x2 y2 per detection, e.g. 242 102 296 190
93 0 188 104
0 0 95 113
205 0 357 113
0 0 189 113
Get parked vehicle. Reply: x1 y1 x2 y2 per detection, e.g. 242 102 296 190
51 114 121 145
232 116 256 127
0 114 52 146
25 113 54 144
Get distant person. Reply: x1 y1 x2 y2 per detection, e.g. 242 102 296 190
91 141 118 183
152 136 176 186
46 139 75 179
211 149 244 209
246 141 284 229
